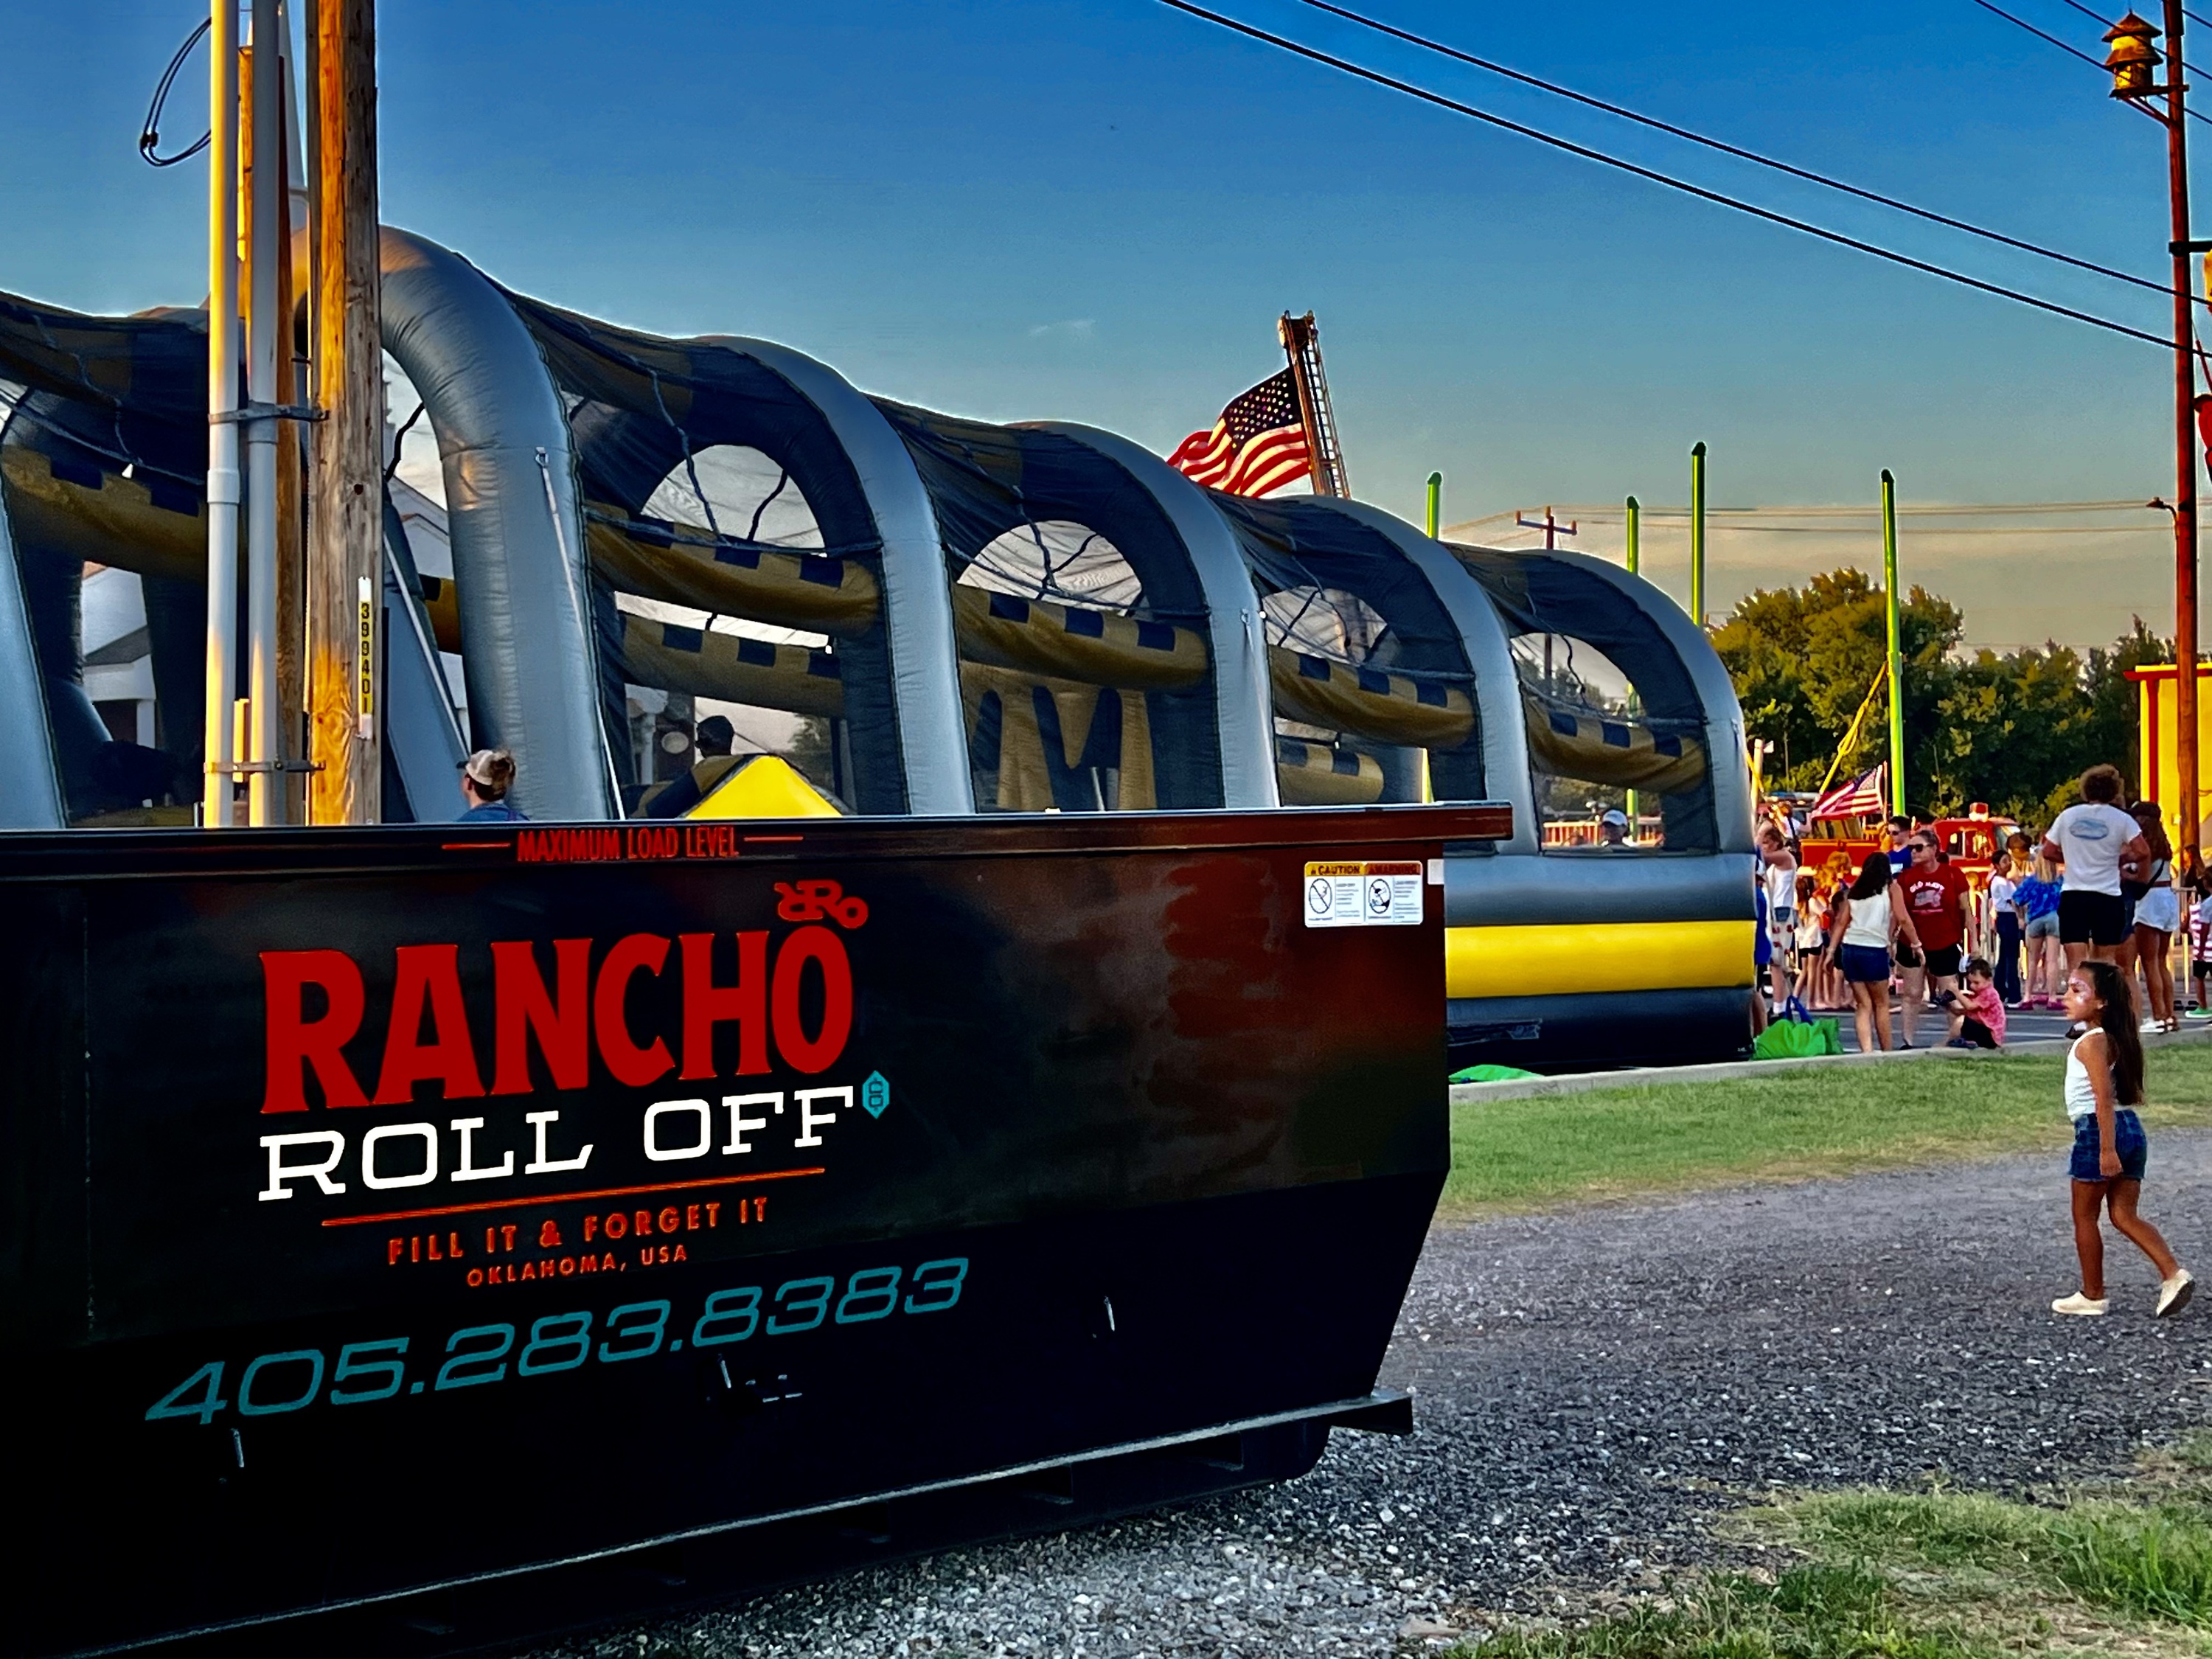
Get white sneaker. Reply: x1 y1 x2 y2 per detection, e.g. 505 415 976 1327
2158 1270 2195 1318
2052 1293 2110 1316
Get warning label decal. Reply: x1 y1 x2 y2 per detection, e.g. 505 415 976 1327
1301 860 1425 928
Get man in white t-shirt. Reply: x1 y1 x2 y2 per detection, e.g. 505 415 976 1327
2041 763 2152 971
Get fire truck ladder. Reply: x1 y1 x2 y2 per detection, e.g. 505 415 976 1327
1279 311 1349 499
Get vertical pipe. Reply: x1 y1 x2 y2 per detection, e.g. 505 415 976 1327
1625 494 1641 835
1689 442 1707 628
1425 470 1441 540
204 0 241 828
2167 0 2200 876
1882 468 1905 816
246 0 284 824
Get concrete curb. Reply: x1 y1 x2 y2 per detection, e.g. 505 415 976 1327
1447 1020 2212 1106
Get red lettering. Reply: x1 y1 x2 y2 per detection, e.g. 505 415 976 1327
678 931 769 1079
387 1238 404 1265
260 950 369 1112
752 1196 766 1222
580 1253 598 1274
490 939 592 1094
500 1224 518 1252
538 1219 562 1248
583 1214 597 1242
594 934 674 1087
634 1208 652 1237
771 925 852 1074
521 1261 538 1281
374 944 486 1105
705 1201 720 1228
428 1234 442 1261
467 1267 484 1286
559 1256 575 1276
685 1204 700 1231
658 1206 680 1234
672 1242 687 1262
605 1212 627 1239
450 1231 463 1257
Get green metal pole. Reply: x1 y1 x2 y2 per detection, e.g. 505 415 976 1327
1425 471 1442 540
1882 468 1905 815
1689 442 1707 627
1625 495 1641 835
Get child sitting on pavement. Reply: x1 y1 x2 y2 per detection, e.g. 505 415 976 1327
1944 957 2007 1049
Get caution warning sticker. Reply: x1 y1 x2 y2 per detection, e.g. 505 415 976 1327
1302 860 1425 928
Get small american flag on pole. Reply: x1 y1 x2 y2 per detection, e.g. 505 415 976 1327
1166 369 1312 496
1810 762 1888 822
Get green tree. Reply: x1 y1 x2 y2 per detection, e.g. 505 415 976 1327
1711 568 1961 793
1713 572 2160 825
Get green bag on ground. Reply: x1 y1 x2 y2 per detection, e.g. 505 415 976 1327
1449 1063 1541 1084
1752 1017 1842 1060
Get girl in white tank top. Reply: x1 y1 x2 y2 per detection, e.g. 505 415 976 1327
2052 961 2192 1319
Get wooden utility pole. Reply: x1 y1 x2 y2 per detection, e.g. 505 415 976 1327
307 0 381 824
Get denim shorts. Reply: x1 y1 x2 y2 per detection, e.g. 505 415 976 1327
2070 1108 2149 1183
1839 943 1892 984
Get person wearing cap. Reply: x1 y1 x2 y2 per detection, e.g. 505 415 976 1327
1597 807 1632 849
641 714 743 820
457 748 527 822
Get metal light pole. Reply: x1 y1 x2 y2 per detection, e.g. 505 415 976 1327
1882 469 1905 816
1689 442 1708 628
2107 7 2201 866
203 0 241 827
1625 494 1641 833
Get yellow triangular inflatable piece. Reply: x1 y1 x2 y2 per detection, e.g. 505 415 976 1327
687 754 843 821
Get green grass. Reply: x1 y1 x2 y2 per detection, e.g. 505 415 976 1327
1792 1487 2212 1632
1459 1563 1989 1659
1456 1467 2212 1659
1441 1045 2212 1220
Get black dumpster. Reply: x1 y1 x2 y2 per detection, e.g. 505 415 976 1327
0 802 1501 1655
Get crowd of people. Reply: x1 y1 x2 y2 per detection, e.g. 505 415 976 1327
1756 765 2198 1054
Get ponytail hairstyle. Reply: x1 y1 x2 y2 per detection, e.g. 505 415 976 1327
2076 959 2146 1105
2132 801 2174 864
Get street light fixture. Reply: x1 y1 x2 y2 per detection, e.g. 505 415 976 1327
2101 3 2203 876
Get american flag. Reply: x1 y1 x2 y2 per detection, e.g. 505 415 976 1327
1810 763 1888 822
1166 369 1312 496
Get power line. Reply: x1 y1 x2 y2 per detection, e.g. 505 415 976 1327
1452 499 2165 522
1295 0 2200 308
1155 0 2172 348
1968 0 2212 125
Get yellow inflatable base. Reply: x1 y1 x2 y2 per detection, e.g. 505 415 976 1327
1447 919 1755 1001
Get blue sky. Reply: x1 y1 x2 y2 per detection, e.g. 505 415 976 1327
0 0 2198 647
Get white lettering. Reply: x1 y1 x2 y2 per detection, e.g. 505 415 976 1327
720 1091 779 1155
643 1099 712 1162
361 1122 439 1190
524 1110 593 1175
792 1086 850 1150
258 1131 347 1201
448 1117 515 1182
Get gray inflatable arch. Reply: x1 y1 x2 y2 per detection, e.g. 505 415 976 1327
1536 546 1753 855
378 227 616 821
1293 498 1539 852
0 485 65 827
1020 421 1278 810
695 336 974 818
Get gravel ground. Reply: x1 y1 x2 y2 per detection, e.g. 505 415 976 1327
548 1133 2212 1659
